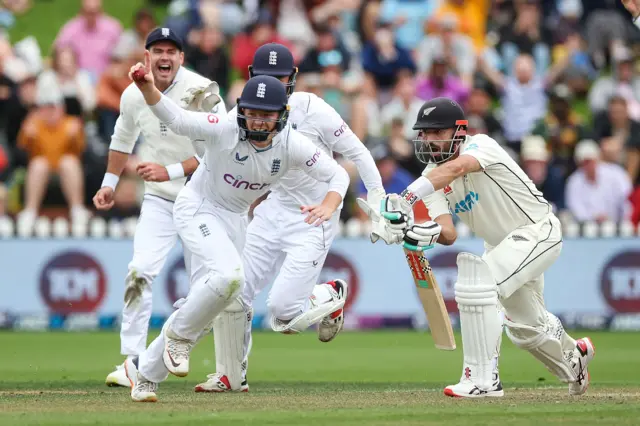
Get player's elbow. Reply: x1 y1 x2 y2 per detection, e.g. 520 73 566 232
446 161 466 179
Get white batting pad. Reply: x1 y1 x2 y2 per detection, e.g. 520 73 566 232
270 284 344 334
213 298 252 390
455 252 503 391
504 312 576 383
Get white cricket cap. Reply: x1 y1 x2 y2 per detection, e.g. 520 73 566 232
520 135 549 162
574 139 600 163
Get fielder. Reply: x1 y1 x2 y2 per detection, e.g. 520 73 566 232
93 27 225 388
121 63 351 402
362 97 595 398
194 43 386 393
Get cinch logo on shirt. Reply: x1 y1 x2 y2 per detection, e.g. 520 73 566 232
454 191 480 214
223 174 270 190
306 149 322 167
333 121 348 137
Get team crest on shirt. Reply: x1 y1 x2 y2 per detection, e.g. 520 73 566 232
291 123 297 129
271 158 281 175
443 185 452 195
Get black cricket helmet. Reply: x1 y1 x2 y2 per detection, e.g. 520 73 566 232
412 97 468 164
237 75 290 142
249 43 298 97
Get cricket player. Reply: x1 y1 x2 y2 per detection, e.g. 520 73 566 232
121 61 351 401
93 27 225 388
194 43 387 393
361 97 595 398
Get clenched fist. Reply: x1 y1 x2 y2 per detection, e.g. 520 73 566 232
137 162 170 182
93 187 115 211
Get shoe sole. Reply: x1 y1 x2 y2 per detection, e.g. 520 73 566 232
124 359 158 403
569 337 595 396
444 388 504 398
194 385 249 393
318 280 348 343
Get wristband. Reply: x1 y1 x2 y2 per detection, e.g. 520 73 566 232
101 173 119 190
166 163 185 180
406 176 435 201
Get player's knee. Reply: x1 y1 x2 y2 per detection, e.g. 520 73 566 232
219 266 244 301
267 297 302 321
126 268 153 288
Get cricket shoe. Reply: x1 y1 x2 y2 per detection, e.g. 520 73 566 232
318 279 348 343
194 372 249 393
124 357 158 402
568 337 596 396
163 327 194 377
444 372 504 398
105 362 130 387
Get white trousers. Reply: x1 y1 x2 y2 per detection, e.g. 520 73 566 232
241 197 340 318
120 195 191 356
138 186 247 383
483 215 563 331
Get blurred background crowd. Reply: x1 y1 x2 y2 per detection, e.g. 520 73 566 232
1 0 640 235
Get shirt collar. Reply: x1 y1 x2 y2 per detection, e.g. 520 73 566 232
163 66 185 94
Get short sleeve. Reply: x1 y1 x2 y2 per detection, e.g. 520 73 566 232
459 135 504 169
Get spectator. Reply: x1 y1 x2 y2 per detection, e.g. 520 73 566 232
588 50 640 119
520 134 566 212
593 95 640 167
15 82 89 234
532 84 591 178
37 46 95 117
416 13 475 86
499 0 552 75
3 73 36 167
349 74 384 142
95 41 137 145
565 139 632 223
386 119 424 178
117 8 157 57
415 56 469 106
355 0 383 46
433 0 489 52
378 0 436 51
231 8 294 80
380 72 422 140
54 0 123 81
464 87 503 144
298 23 351 74
185 26 230 96
354 143 414 221
361 21 415 92
477 51 570 154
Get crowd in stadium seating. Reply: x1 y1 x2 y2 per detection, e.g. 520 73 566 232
1 0 640 235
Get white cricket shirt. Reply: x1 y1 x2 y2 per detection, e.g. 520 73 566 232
228 92 383 211
423 134 553 246
109 67 224 201
148 93 350 214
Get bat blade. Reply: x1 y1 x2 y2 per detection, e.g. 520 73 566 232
404 247 456 350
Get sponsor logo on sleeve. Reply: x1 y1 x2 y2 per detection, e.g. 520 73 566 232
333 121 349 138
305 149 322 167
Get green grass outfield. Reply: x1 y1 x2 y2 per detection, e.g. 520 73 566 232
0 330 638 425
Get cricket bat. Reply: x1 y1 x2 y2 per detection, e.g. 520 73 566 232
404 247 456 350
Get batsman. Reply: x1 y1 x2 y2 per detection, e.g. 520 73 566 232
360 97 595 398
